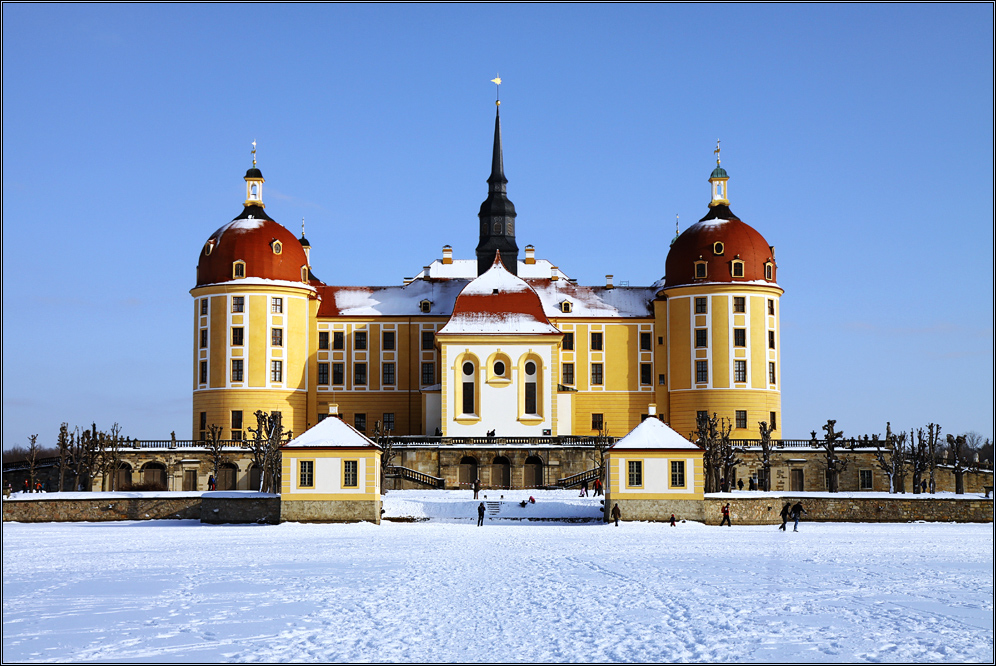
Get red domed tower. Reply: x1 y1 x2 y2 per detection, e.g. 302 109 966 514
189 147 317 445
655 147 783 441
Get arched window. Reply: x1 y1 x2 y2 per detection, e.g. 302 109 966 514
217 462 239 490
524 361 538 415
518 355 543 420
459 456 478 488
233 260 246 279
492 456 511 489
524 455 543 488
114 463 133 491
462 360 476 416
141 462 168 489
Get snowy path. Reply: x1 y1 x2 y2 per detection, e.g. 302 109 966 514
2 515 993 662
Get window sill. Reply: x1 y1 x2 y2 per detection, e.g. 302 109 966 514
518 415 544 425
454 415 480 425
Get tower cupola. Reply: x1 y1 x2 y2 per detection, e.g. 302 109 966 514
476 79 519 276
708 140 729 207
244 140 265 208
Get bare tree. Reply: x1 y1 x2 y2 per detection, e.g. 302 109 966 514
56 423 71 492
244 410 290 493
203 424 230 483
756 420 775 491
813 420 848 493
373 420 396 495
694 413 734 493
944 433 978 495
908 424 940 495
26 434 40 492
873 422 906 494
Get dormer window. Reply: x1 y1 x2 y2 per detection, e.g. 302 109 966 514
694 260 708 279
271 240 282 255
731 258 745 278
561 300 573 313
203 241 214 256
233 260 246 279
301 266 309 282
764 261 774 281
419 299 432 314
712 241 724 256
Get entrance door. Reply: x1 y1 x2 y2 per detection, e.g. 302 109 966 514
492 457 511 489
523 456 543 488
459 457 478 488
183 470 198 491
790 469 804 491
218 465 237 490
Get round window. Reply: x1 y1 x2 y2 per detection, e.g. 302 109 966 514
463 362 474 376
494 361 505 376
525 361 536 376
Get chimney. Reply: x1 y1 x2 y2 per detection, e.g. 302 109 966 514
551 266 560 282
606 274 614 289
524 245 536 264
328 403 339 416
648 403 657 416
442 245 453 264
423 266 432 279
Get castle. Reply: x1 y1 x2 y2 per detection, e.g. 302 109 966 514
190 105 783 487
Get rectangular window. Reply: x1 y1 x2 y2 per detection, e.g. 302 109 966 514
695 297 707 314
200 329 208 349
770 411 777 430
382 331 395 351
768 299 775 315
735 410 747 429
562 332 574 350
232 296 244 313
768 330 776 349
318 331 329 350
199 411 207 441
354 363 367 386
199 361 208 384
355 331 367 350
640 332 652 351
332 363 344 385
271 297 283 313
231 359 244 382
562 363 575 385
735 360 747 383
200 299 208 316
525 383 537 414
859 469 873 490
333 331 344 350
734 328 746 347
769 362 777 385
343 460 358 487
271 328 283 347
318 362 329 385
421 330 434 350
627 460 643 487
270 360 283 382
671 460 685 488
421 362 435 386
658 373 666 386
299 460 314 488
695 329 708 347
383 413 395 432
591 413 603 432
591 363 603 385
733 296 746 313
354 414 366 432
231 410 243 431
696 360 708 383
382 362 395 386
696 410 708 426
640 363 652 386
590 332 603 351
232 327 244 346
462 381 475 415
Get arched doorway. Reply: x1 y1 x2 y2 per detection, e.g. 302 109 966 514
141 462 168 490
217 463 238 490
248 464 262 492
114 463 133 491
491 456 511 489
459 456 478 488
523 456 543 488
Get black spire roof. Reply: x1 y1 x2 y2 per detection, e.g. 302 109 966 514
476 106 519 275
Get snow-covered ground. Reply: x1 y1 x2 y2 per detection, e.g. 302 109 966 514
2 490 993 663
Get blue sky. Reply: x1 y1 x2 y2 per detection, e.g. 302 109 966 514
2 4 993 446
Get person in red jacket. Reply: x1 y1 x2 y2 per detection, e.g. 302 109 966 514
720 503 732 526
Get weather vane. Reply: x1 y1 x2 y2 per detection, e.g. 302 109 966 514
714 139 721 165
491 73 501 106
251 139 257 168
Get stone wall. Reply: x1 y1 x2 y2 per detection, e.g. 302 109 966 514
280 499 382 524
701 495 993 525
3 495 280 524
604 499 705 523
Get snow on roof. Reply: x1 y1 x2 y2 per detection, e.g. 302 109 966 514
209 217 266 238
318 279 469 317
610 418 702 451
283 415 379 450
528 280 657 318
414 258 567 280
438 258 560 335
196 277 317 292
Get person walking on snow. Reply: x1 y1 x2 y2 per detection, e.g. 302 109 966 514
593 477 603 496
472 477 481 499
477 502 486 527
580 480 588 497
778 502 791 531
670 513 676 527
791 501 807 532
611 503 621 527
720 503 732 526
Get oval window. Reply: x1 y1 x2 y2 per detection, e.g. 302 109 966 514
494 361 505 376
525 361 536 376
463 362 474 376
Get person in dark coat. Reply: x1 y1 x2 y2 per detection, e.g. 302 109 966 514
472 477 481 499
719 503 732 526
477 502 486 527
610 503 621 527
580 480 588 497
737 479 744 491
669 513 676 527
778 502 791 531
791 501 807 532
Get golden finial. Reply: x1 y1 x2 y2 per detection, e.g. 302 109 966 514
251 139 257 167
491 74 501 106
714 139 721 165
301 217 306 238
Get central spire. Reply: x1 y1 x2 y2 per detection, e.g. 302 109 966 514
476 103 519 276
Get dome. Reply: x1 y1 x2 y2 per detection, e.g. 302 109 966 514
710 165 729 179
245 167 263 179
196 204 310 286
663 205 776 288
